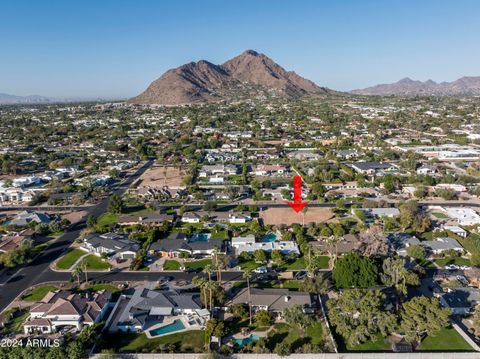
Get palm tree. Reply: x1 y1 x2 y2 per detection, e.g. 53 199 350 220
192 276 207 309
212 248 221 283
243 269 253 325
205 280 218 310
80 259 88 285
204 264 213 282
72 265 83 287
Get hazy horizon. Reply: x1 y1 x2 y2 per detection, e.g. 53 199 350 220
1 0 479 98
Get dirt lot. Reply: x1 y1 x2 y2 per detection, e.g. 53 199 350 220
137 166 186 188
260 207 334 226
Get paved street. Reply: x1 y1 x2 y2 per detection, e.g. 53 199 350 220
0 160 154 313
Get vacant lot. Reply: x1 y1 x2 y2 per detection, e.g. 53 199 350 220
137 166 186 188
260 207 334 225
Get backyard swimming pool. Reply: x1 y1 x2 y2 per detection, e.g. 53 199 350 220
234 334 261 347
190 233 211 242
261 233 278 242
148 320 185 337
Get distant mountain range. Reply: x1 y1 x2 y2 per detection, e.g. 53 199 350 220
351 76 480 96
0 93 58 104
129 50 329 105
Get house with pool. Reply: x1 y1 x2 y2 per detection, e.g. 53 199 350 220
148 232 225 258
226 287 316 319
231 233 300 256
106 286 210 337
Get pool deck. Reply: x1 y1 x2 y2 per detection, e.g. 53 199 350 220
145 315 206 339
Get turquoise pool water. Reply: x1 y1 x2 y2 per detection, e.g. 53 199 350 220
261 233 278 242
149 320 185 337
190 233 211 242
234 334 260 347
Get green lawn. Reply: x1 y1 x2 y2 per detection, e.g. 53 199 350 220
81 255 111 270
432 212 448 219
56 248 86 269
418 327 473 351
21 285 58 301
185 259 212 270
96 212 119 227
0 308 30 334
283 255 329 270
239 259 261 271
49 231 64 237
346 332 390 352
434 256 471 267
210 230 229 240
266 322 324 352
163 260 181 270
102 331 205 353
282 280 300 290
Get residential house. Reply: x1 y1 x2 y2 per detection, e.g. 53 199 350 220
149 233 224 257
118 212 175 227
0 229 33 253
83 233 140 260
24 290 111 334
227 288 315 319
416 165 437 175
350 161 397 175
442 225 468 238
107 287 208 333
310 234 361 254
387 233 422 257
231 235 300 256
8 210 55 227
439 288 480 315
423 237 464 255
254 165 288 176
444 207 480 226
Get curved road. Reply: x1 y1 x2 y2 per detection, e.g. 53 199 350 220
0 160 154 313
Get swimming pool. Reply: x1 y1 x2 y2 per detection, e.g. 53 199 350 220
261 233 278 242
234 334 260 347
148 320 185 337
190 233 211 242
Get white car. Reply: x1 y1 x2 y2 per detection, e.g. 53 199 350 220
445 264 459 270
460 265 471 270
254 266 268 274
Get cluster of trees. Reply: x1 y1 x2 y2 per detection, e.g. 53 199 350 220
328 289 450 347
332 253 421 294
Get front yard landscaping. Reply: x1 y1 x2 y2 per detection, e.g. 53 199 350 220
81 255 111 270
56 248 86 269
434 256 471 267
21 285 58 301
163 259 181 270
185 259 212 270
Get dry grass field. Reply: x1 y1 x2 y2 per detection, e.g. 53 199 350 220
260 207 334 225
137 166 186 188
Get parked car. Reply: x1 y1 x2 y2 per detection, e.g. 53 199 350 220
456 275 469 286
254 266 268 274
294 271 307 280
460 265 471 270
445 264 460 270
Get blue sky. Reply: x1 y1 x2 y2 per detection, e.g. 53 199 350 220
1 0 479 98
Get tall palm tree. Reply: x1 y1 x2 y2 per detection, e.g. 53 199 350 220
212 248 221 283
80 259 88 285
192 276 207 309
204 264 213 282
72 265 83 287
243 269 253 325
